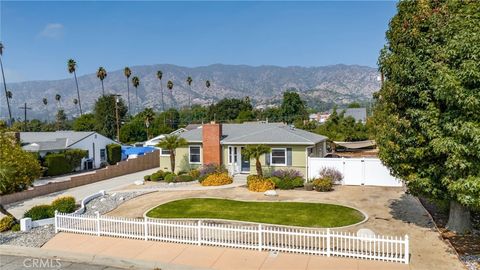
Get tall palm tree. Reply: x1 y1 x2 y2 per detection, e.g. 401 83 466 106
156 135 188 173
73 98 80 115
242 144 271 177
0 42 12 125
67 59 82 115
186 76 193 107
55 94 61 109
156 70 164 112
205 80 211 89
96 67 107 96
42 97 49 122
124 67 132 113
167 80 173 90
131 76 140 115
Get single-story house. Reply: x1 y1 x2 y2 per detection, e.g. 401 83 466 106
159 122 328 178
20 131 117 169
143 128 188 147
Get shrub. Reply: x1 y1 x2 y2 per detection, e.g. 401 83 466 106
313 177 334 192
45 153 71 176
247 176 275 192
199 163 228 182
318 167 343 184
150 172 163 181
176 174 194 182
271 176 304 190
272 169 303 180
64 149 88 171
144 175 151 181
106 144 121 165
164 173 177 183
177 170 188 176
157 170 165 177
24 205 53 220
51 196 76 213
189 169 200 179
0 216 15 232
11 223 20 232
201 173 233 186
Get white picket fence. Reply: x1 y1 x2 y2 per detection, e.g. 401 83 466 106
54 212 409 264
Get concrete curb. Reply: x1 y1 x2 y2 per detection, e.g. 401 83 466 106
0 245 209 270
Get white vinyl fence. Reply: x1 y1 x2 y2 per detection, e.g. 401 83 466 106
55 212 409 264
308 158 402 187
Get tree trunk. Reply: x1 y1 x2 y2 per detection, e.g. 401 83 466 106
255 158 262 177
170 152 176 174
446 201 472 234
0 204 17 222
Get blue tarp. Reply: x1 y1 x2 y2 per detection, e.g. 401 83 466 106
122 146 156 157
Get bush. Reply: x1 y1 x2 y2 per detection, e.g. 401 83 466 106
199 163 228 182
176 174 194 182
157 170 165 177
45 153 71 176
247 175 275 192
51 196 76 213
271 176 304 190
11 223 20 232
24 205 53 220
106 144 121 165
318 167 343 184
177 170 188 176
189 169 200 179
150 172 163 181
144 175 151 181
164 173 177 183
64 149 88 171
201 173 233 186
313 177 334 192
272 169 303 180
0 216 15 232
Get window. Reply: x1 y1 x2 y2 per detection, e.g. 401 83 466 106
160 148 171 156
189 146 201 164
271 148 286 166
228 147 238 164
100 149 106 161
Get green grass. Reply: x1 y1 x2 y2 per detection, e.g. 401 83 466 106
146 198 364 228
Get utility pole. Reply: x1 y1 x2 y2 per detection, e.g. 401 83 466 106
19 102 31 131
113 94 122 142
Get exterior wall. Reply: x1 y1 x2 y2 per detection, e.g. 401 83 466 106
255 145 309 176
202 123 222 165
1 150 160 205
160 144 203 172
69 133 116 169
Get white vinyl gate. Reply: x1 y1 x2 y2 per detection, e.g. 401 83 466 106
55 212 409 264
308 158 402 187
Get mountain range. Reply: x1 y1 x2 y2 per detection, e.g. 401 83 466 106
2 64 380 120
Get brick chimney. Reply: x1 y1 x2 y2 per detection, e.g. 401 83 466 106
202 122 222 165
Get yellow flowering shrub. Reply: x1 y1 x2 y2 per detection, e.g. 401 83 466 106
201 173 233 186
247 176 275 192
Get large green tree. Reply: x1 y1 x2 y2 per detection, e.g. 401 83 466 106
73 113 96 131
208 98 253 122
94 95 128 139
374 0 480 233
280 91 307 124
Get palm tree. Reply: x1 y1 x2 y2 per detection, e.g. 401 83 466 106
205 80 211 89
6 90 12 100
156 135 188 173
131 76 140 115
55 94 61 109
0 42 12 125
242 144 271 177
124 67 132 113
73 98 80 115
186 76 193 107
42 97 49 122
167 80 173 90
156 70 164 112
67 59 82 115
96 67 107 96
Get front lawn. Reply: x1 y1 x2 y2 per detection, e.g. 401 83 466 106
146 198 364 227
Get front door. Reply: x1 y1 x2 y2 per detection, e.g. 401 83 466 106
240 147 250 173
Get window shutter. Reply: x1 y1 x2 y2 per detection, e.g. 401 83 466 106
287 148 292 166
265 153 270 166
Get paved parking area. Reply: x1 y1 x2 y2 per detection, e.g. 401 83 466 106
42 233 408 270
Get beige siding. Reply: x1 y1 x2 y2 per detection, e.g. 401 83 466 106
159 144 202 172
251 145 308 176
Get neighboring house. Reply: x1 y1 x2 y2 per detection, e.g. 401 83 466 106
309 113 331 123
328 108 367 123
143 128 189 147
20 131 117 169
159 122 328 178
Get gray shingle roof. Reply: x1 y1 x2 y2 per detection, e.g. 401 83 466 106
179 123 327 145
20 131 96 151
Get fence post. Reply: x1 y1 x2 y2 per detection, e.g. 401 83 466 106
258 224 262 251
144 217 148 241
54 210 58 233
326 228 331 257
404 235 409 264
95 211 100 236
197 220 202 246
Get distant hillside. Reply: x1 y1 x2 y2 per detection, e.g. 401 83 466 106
2 64 380 120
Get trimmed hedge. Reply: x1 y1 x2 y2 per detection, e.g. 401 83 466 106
51 196 76 213
271 176 304 190
24 205 53 221
176 174 194 182
45 153 71 176
106 144 121 165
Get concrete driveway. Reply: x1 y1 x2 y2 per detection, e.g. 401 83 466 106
107 186 466 270
4 168 159 219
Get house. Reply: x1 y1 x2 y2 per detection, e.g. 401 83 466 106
143 128 189 147
158 122 328 177
20 131 117 169
309 112 331 123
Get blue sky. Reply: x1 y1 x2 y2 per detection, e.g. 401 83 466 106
1 1 397 82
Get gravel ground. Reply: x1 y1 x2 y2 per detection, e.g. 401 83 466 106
461 255 480 270
0 191 150 248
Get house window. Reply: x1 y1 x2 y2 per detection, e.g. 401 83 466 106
100 149 106 161
189 146 201 164
271 148 286 166
160 148 171 156
228 147 238 164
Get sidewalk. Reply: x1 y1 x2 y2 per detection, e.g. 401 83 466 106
5 168 159 219
42 233 409 270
